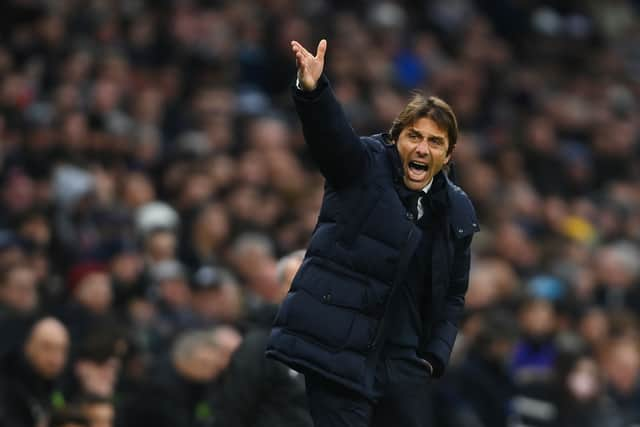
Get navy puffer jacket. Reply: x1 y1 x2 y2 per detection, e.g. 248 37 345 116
266 75 479 398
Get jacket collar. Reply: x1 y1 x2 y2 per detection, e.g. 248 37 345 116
379 133 480 238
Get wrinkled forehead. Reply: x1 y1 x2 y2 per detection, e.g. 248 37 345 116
407 117 448 139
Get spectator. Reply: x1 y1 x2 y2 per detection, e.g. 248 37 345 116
0 262 39 355
181 202 230 271
217 328 313 427
511 298 559 385
550 352 623 427
65 329 124 401
449 310 519 427
104 239 145 311
146 260 197 352
247 249 305 327
0 317 70 427
190 266 244 327
57 262 115 343
275 249 305 301
142 228 179 266
119 329 231 427
601 336 640 425
0 262 38 315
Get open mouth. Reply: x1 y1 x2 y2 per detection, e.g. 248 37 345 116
409 161 429 172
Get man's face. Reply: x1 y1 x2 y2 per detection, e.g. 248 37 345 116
191 283 242 322
178 345 226 382
604 341 640 396
75 357 120 397
395 117 451 191
0 266 38 313
25 318 69 380
74 273 112 315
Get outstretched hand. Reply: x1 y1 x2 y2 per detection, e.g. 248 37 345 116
291 39 327 91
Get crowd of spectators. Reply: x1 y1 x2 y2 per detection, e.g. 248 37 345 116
1 0 640 426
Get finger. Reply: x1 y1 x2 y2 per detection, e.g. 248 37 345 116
291 44 302 56
315 39 327 62
295 52 306 67
291 40 312 58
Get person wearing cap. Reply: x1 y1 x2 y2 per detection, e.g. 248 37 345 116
190 265 244 326
56 262 116 344
265 39 479 427
146 259 197 353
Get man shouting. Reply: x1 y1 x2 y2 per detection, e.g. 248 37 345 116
266 38 480 427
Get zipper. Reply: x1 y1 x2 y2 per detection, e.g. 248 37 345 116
367 226 416 351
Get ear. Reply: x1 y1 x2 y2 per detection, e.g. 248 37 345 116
445 145 455 164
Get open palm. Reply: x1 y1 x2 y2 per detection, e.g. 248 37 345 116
291 39 327 91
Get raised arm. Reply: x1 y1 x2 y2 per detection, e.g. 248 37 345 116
291 39 368 188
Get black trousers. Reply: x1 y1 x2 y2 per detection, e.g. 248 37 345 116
305 357 435 427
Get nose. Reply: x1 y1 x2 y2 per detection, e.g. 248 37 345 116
415 139 429 157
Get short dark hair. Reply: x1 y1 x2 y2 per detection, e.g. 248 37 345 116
389 93 458 155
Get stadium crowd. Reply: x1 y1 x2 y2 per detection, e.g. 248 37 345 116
1 0 640 426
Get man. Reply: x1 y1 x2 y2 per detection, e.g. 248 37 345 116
146 259 197 352
248 250 305 327
215 250 312 427
452 310 519 427
275 250 305 302
602 337 640 426
265 39 479 427
0 317 70 427
57 262 114 343
0 262 39 315
66 329 124 401
218 328 313 427
119 329 230 427
0 262 40 356
190 265 244 326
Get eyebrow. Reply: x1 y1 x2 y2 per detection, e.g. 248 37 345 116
408 128 445 142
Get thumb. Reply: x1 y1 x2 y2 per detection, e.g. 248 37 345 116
315 39 327 62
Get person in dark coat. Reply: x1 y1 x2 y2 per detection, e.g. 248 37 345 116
0 317 70 427
450 310 518 427
265 39 479 427
548 352 623 427
217 329 313 427
117 329 230 427
0 262 40 357
62 326 124 403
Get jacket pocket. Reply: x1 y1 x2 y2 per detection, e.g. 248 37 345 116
284 257 378 352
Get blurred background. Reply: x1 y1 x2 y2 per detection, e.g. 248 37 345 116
0 0 640 426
